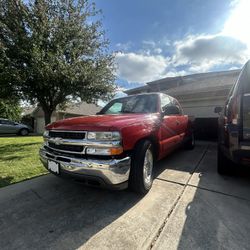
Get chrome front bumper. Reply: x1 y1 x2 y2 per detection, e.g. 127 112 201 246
39 147 131 188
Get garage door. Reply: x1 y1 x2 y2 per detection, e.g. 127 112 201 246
36 117 56 134
36 117 45 134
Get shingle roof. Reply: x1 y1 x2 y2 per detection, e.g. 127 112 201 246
23 102 101 117
22 106 37 116
125 69 241 96
59 102 101 116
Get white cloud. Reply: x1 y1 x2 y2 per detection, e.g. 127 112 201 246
141 40 163 55
115 52 170 83
115 34 249 83
115 0 250 85
116 42 133 51
173 34 249 72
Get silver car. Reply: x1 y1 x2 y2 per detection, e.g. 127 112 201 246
0 118 33 136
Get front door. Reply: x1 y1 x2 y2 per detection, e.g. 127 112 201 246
159 94 181 158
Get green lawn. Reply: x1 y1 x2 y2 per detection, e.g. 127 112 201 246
0 136 48 188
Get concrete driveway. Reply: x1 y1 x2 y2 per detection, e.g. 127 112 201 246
1 142 250 250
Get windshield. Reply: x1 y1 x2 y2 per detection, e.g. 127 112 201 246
99 95 158 114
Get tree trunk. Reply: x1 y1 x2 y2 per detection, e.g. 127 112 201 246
44 110 53 125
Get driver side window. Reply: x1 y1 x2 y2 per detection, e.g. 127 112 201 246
161 94 171 112
161 94 182 116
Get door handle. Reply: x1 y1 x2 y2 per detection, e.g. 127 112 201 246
176 120 180 125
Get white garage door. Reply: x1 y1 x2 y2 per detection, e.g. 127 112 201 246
36 117 45 134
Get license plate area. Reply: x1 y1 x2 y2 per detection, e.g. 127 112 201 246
48 160 60 174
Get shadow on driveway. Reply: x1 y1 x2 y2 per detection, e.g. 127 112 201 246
153 143 250 250
0 177 142 250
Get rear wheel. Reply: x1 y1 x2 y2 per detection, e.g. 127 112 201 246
217 145 233 175
19 128 29 136
129 140 154 195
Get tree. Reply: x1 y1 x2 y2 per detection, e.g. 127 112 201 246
0 0 116 125
0 100 22 121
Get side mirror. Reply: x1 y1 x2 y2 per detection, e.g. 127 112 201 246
214 106 222 114
163 105 180 116
14 122 19 125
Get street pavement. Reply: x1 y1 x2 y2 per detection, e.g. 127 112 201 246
0 141 250 250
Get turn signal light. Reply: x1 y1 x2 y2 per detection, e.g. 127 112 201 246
86 147 123 156
110 147 123 155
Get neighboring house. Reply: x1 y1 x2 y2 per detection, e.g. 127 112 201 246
22 102 101 134
125 69 241 139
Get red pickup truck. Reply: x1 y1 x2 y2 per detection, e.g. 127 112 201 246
40 93 194 194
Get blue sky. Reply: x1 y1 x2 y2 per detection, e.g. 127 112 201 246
94 0 250 91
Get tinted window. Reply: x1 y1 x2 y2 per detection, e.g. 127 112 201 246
160 94 171 111
234 61 250 96
100 95 158 114
172 99 183 115
243 96 250 139
243 62 250 94
1 120 13 125
161 94 182 115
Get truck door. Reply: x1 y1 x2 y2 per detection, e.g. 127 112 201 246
172 99 188 141
159 94 181 158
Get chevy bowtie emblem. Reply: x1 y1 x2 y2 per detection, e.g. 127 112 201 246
51 137 63 145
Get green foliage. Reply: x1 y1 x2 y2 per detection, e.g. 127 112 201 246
0 0 116 124
0 100 22 121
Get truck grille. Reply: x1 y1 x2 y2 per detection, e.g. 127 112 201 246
49 131 86 140
48 142 84 153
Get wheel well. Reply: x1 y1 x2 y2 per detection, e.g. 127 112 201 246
134 136 159 159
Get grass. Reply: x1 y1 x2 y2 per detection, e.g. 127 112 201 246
0 136 48 188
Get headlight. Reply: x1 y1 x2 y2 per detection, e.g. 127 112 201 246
43 130 49 138
87 131 121 141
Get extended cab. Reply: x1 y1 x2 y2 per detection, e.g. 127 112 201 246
40 93 194 194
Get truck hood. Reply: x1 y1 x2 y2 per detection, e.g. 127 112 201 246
46 113 160 131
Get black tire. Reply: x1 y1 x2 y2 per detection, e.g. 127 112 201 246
129 140 154 195
217 145 233 175
19 128 29 136
184 132 195 150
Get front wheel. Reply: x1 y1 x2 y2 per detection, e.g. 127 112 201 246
19 128 29 136
129 140 154 195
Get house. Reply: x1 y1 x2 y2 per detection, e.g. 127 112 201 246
125 69 241 139
22 102 101 134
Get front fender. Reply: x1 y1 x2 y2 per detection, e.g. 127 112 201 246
121 118 161 151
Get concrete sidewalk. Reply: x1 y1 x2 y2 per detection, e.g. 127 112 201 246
0 142 250 250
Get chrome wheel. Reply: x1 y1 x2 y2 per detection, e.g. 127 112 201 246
143 148 153 187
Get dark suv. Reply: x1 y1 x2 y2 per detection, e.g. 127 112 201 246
216 60 250 174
